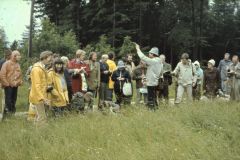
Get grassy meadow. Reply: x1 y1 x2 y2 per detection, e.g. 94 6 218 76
0 83 240 160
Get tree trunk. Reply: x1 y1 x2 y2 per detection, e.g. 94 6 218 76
112 0 116 48
75 0 80 41
139 0 142 45
190 0 198 60
199 0 204 60
28 0 35 58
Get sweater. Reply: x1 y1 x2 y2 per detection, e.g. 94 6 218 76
136 49 162 86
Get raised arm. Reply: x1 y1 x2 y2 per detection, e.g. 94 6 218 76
135 43 155 65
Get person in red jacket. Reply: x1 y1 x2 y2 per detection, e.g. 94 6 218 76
68 49 90 94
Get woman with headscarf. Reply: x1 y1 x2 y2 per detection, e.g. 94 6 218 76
203 59 221 99
192 61 203 100
111 60 131 106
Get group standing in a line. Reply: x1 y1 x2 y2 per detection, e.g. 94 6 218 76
0 44 240 124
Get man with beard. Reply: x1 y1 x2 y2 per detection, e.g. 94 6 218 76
85 52 100 98
125 54 136 76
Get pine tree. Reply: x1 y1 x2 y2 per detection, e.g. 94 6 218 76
0 27 7 55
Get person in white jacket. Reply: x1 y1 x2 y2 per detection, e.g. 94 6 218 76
135 43 162 110
172 53 197 104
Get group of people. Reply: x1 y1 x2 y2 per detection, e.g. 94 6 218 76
0 44 240 124
173 52 240 103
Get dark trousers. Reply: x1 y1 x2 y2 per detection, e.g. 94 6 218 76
158 85 169 99
99 83 108 101
106 89 113 101
193 84 201 100
51 107 66 117
115 91 131 106
147 86 158 109
67 86 73 102
4 87 18 114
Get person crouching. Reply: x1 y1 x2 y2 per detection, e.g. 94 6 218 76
47 59 69 117
111 60 131 106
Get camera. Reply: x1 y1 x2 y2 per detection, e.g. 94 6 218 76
46 85 53 93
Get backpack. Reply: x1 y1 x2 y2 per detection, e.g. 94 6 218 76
71 92 85 111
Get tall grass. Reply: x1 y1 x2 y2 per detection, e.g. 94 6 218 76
0 100 240 160
0 83 239 160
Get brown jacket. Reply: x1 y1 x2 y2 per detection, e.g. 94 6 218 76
0 60 22 87
132 66 147 89
203 67 221 97
85 60 100 91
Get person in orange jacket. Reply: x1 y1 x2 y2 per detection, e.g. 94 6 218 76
0 50 22 115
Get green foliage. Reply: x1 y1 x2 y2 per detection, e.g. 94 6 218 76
119 36 135 57
28 0 240 61
10 40 19 51
0 27 7 54
21 19 79 57
0 81 240 159
82 35 115 59
83 44 95 57
94 35 114 55
168 24 193 54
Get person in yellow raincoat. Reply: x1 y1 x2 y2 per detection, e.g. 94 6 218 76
47 58 69 116
106 52 117 101
29 51 53 123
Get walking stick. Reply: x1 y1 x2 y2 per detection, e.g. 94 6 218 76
97 87 101 109
120 71 122 91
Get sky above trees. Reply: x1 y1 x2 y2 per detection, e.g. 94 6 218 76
0 0 31 43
